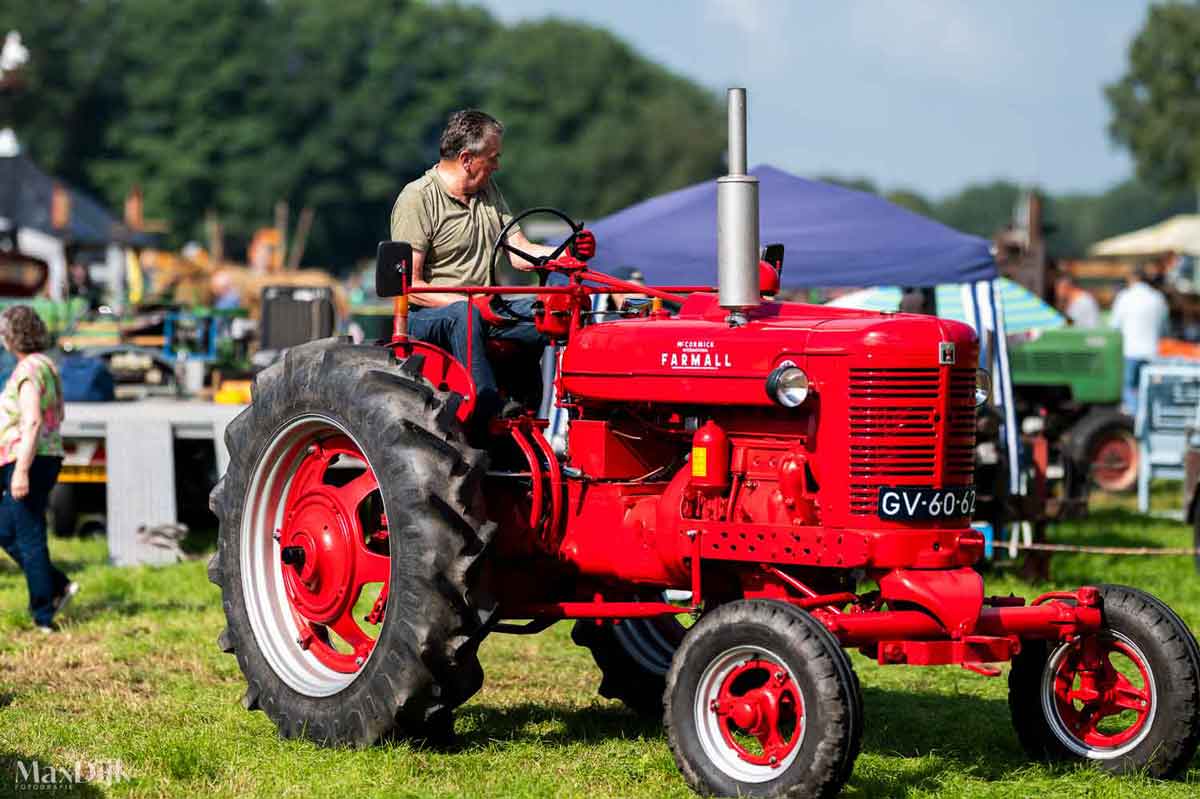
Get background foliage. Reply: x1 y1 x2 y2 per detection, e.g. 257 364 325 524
2 0 1198 271
1 0 726 269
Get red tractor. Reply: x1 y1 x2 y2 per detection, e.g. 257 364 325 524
210 91 1200 798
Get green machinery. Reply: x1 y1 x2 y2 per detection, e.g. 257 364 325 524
1006 326 1136 497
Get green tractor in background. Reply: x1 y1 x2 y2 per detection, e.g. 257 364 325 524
1007 326 1135 498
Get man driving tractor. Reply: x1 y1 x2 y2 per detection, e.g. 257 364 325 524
389 109 596 420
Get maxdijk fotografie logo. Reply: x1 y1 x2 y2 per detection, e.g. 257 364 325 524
13 758 130 791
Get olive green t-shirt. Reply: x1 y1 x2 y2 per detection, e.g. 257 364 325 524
389 166 519 289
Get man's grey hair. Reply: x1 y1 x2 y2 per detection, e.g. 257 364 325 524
439 109 504 159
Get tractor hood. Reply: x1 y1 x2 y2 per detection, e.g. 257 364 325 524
559 293 977 407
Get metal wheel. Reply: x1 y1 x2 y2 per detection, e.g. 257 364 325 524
240 414 387 697
666 600 857 798
1041 630 1156 759
1009 584 1199 777
1089 428 1138 493
694 644 805 782
613 617 683 675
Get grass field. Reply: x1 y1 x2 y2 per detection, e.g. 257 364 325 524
0 488 1198 798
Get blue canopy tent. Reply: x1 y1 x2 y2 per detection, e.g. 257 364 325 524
585 165 1020 497
588 165 995 288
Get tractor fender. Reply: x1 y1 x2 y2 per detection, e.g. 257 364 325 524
392 339 476 423
878 567 984 638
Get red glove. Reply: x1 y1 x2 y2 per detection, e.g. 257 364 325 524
471 295 513 327
570 229 596 261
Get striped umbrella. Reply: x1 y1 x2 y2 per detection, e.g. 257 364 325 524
825 277 1064 334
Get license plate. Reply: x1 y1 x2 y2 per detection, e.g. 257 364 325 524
877 486 976 520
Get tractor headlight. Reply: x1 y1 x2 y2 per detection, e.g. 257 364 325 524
975 368 991 407
766 361 810 407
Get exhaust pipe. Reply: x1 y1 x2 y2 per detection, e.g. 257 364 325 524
718 87 760 321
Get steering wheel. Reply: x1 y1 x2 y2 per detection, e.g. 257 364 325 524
488 207 583 322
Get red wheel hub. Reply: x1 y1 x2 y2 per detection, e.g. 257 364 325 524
1052 634 1153 748
279 435 389 674
1091 433 1136 492
710 658 803 767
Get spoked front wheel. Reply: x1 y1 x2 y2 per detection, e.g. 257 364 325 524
665 600 861 798
1009 584 1200 777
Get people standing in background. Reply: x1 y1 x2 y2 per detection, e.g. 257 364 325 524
1054 274 1100 328
0 306 75 632
1110 264 1170 414
899 286 934 315
593 267 645 321
66 261 103 312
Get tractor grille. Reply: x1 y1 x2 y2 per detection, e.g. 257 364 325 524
847 367 977 515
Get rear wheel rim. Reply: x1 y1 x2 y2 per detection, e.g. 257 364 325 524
1042 630 1156 758
1090 431 1137 492
613 616 686 676
695 645 805 783
240 414 389 697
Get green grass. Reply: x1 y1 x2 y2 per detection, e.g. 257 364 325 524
0 487 1198 798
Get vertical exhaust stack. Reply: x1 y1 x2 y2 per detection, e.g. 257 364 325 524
718 88 760 322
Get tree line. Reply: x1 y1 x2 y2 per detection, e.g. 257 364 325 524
3 1 1196 270
823 175 1197 260
2 0 725 269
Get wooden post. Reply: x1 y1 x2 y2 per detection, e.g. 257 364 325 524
287 206 314 270
274 201 289 268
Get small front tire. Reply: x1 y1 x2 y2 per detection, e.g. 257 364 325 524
1008 584 1200 778
665 600 860 798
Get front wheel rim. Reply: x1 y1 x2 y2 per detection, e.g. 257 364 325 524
694 645 805 783
240 414 390 697
1042 630 1157 758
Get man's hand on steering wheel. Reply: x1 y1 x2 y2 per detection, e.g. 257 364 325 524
569 229 596 261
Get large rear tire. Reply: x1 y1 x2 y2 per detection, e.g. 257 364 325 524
1008 584 1200 777
572 615 687 717
209 338 494 745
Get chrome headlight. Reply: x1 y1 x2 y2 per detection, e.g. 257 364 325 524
975 368 991 407
766 360 810 407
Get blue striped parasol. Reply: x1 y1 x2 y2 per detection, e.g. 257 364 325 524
825 277 1064 334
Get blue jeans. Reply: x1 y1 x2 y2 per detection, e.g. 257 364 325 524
408 297 545 418
0 456 67 626
1123 357 1148 416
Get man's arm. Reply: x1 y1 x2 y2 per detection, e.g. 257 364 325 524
505 229 558 271
407 249 468 308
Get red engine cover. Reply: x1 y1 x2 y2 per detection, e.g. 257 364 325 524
560 294 976 408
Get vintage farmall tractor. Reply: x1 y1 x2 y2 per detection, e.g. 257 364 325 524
210 91 1200 797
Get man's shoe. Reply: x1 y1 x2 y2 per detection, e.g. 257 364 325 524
36 622 59 634
52 582 80 616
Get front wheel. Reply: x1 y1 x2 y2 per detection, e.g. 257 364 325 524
1008 584 1200 777
665 600 861 798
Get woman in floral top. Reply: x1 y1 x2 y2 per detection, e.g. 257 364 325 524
0 305 76 632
